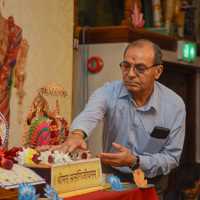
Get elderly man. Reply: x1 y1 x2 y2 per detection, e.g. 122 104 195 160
52 39 186 200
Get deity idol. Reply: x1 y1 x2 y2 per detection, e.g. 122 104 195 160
0 11 29 151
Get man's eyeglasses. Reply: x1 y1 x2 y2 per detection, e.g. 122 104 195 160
119 62 162 74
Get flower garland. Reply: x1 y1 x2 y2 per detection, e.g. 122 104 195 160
49 118 59 145
26 148 39 164
0 146 23 170
4 146 23 162
0 148 13 170
13 147 93 166
70 149 93 160
0 146 93 169
49 117 69 145
14 147 73 165
60 117 69 143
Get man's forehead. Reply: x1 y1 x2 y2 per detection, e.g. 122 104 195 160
124 45 154 60
126 43 153 52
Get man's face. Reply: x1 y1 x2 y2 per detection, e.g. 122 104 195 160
182 180 200 200
122 44 162 96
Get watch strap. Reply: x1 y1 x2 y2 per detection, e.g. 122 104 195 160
129 156 140 170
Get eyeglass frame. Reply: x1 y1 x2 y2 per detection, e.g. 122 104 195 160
119 61 162 74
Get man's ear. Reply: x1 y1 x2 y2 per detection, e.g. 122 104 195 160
155 65 163 80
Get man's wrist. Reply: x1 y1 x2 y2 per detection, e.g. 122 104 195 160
129 155 140 171
69 130 86 139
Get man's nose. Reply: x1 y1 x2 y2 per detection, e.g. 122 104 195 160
128 66 137 77
183 188 191 194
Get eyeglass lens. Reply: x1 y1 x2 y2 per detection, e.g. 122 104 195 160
120 63 146 74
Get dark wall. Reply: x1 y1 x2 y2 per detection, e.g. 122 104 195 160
77 0 196 41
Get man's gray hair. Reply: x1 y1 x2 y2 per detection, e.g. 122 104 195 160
123 39 163 65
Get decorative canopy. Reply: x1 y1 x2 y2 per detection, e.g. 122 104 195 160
38 83 67 98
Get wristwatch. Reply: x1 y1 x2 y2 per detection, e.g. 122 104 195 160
129 156 140 171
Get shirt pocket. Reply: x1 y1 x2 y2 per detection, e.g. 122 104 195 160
143 137 166 154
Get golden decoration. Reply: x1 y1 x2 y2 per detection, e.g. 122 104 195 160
23 83 68 148
38 83 67 98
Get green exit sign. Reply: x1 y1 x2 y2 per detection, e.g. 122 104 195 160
177 41 197 62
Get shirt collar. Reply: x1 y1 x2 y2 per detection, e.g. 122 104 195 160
118 82 159 112
143 82 159 112
118 83 129 98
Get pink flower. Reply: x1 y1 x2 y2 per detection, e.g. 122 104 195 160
32 154 40 164
81 152 87 159
48 155 53 163
3 159 13 170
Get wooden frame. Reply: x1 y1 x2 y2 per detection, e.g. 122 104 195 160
78 26 200 56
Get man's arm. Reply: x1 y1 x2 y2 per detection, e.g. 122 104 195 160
96 142 137 167
60 130 87 153
96 107 185 178
50 82 112 153
49 130 87 153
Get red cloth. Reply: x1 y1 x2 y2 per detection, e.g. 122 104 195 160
64 187 159 200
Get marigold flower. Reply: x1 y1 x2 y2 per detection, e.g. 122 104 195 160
26 149 39 164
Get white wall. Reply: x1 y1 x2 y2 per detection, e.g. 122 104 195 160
3 0 74 148
74 43 128 156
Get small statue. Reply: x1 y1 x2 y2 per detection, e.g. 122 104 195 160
121 0 142 26
163 0 186 37
151 0 162 27
131 2 145 28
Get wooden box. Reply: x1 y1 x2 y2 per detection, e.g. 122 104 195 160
0 187 18 200
28 158 102 197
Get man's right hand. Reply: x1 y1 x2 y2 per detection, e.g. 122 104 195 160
49 133 87 154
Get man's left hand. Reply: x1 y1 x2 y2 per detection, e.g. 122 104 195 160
96 142 136 167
